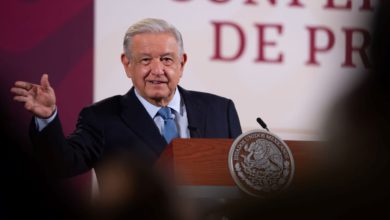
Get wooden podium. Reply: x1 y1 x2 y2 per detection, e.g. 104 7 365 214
157 138 320 197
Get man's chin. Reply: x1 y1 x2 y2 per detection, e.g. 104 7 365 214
148 92 167 99
145 93 171 105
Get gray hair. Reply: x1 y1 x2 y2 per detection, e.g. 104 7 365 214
123 18 184 59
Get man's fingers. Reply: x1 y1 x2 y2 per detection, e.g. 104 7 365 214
13 95 29 103
41 73 51 89
14 81 36 90
10 87 29 96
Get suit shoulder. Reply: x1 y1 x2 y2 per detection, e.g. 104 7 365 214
184 89 232 104
83 95 122 114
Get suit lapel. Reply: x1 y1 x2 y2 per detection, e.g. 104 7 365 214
179 86 206 138
119 88 167 156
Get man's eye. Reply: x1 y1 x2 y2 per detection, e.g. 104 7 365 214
161 57 173 64
140 58 151 64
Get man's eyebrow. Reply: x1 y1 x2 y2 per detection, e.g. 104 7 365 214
161 53 174 57
138 53 151 57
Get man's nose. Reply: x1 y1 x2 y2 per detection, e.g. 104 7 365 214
150 59 164 75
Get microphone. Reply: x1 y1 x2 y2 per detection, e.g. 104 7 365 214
256 117 269 132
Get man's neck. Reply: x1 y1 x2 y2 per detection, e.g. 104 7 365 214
134 88 182 119
147 97 172 107
137 89 176 107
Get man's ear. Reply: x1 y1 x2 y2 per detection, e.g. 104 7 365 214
181 53 187 68
121 53 132 78
179 53 187 78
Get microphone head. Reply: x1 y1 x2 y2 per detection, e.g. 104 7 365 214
256 117 267 128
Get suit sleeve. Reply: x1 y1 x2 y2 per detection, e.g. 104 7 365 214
227 99 242 138
30 107 104 177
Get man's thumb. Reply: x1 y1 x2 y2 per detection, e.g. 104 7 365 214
41 73 51 89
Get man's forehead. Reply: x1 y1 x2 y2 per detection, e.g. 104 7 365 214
135 52 176 57
131 34 179 55
132 34 178 48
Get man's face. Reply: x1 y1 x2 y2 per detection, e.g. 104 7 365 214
121 32 187 106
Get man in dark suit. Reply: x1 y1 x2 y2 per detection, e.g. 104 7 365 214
11 18 242 177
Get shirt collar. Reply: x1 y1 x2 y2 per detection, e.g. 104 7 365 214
134 88 182 118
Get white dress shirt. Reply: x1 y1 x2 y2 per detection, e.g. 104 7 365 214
35 108 57 132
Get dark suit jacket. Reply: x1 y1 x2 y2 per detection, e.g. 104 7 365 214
30 86 242 176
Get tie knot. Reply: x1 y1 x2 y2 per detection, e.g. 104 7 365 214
158 107 173 120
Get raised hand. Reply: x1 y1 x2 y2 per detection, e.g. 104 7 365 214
11 73 57 118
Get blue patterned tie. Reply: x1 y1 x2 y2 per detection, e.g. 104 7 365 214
157 107 178 143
